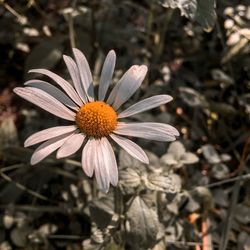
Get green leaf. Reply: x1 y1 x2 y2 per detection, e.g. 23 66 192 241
126 196 162 249
25 37 64 77
195 0 216 31
89 197 114 229
160 0 216 30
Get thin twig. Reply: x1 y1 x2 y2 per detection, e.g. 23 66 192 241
1 163 25 173
0 171 55 203
145 1 154 51
204 173 250 188
50 166 81 180
228 137 250 177
28 0 47 17
68 14 76 48
215 19 234 77
66 0 78 48
155 9 174 60
165 239 218 247
1 1 27 24
64 158 82 167
0 204 80 213
219 138 250 250
47 234 86 240
90 2 98 66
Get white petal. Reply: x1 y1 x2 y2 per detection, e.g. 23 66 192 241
94 137 118 192
107 65 148 110
29 68 83 106
110 134 149 164
30 132 74 165
63 55 88 103
94 140 110 193
14 87 76 121
57 133 85 158
114 122 179 141
81 139 95 177
24 80 78 110
24 125 77 147
118 95 173 118
82 138 118 192
98 50 116 101
72 48 94 102
101 137 118 186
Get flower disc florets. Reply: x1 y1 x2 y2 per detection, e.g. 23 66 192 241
76 101 117 138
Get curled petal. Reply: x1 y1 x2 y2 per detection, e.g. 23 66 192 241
118 95 173 118
73 48 94 101
30 132 74 165
29 68 83 106
63 55 88 103
14 87 76 121
107 65 148 110
98 50 116 101
24 80 78 110
114 122 179 141
57 133 85 159
110 134 149 164
24 125 77 147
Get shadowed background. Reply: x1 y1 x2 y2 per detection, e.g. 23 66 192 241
0 0 250 249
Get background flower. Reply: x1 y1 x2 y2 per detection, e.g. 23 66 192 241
161 141 199 169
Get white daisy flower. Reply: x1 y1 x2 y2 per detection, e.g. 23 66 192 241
14 48 179 193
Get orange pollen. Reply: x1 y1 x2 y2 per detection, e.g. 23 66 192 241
75 101 117 138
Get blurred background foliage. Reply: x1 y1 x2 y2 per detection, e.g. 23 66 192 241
0 0 250 249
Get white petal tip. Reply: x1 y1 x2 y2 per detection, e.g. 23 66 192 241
28 69 36 74
166 95 173 102
109 50 116 56
62 55 68 60
111 179 119 187
72 48 80 54
82 166 94 178
169 126 180 137
84 172 92 178
174 129 180 137
139 65 148 75
30 159 37 166
13 87 21 94
24 138 31 147
169 137 177 142
139 153 149 165
56 153 63 159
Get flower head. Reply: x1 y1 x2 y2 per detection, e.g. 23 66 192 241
14 48 179 192
161 141 199 169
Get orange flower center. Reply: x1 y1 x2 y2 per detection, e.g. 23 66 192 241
75 101 117 138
